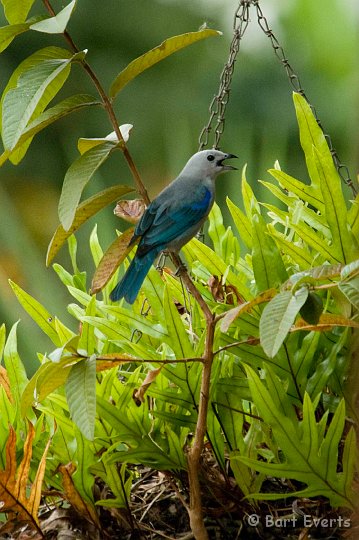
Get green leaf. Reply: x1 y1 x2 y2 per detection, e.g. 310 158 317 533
109 28 221 98
58 141 119 231
293 92 332 190
342 426 357 499
312 146 354 263
241 367 355 508
268 169 324 212
47 184 133 264
9 280 61 346
99 305 168 341
1 47 76 154
1 0 35 23
65 355 96 440
183 237 249 299
226 196 252 249
299 292 324 325
3 322 28 408
208 202 226 254
30 0 76 34
0 22 30 52
260 287 309 358
290 221 339 263
78 297 96 355
163 285 194 358
21 356 74 415
3 94 99 164
267 225 313 268
251 213 287 291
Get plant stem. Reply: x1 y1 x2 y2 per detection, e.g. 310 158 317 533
186 314 215 540
42 0 150 205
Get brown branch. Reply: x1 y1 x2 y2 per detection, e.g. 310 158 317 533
42 0 150 205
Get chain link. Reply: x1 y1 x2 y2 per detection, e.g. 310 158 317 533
198 1 251 151
199 0 357 195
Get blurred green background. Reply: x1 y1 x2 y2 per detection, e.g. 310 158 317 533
0 0 358 372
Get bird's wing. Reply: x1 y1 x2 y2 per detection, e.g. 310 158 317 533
137 186 212 256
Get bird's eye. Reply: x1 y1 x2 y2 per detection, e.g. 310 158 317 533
207 154 215 162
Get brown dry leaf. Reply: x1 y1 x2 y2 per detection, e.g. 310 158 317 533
134 367 162 404
114 199 146 223
58 463 100 527
221 288 277 332
91 227 136 294
208 275 246 306
0 365 13 403
292 313 359 333
0 424 51 535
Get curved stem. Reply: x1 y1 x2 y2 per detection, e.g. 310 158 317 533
42 0 150 205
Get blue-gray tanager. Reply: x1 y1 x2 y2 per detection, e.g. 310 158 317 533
110 149 237 304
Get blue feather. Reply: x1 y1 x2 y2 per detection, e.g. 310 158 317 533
110 248 160 304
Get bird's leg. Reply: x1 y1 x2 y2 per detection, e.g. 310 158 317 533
174 255 187 276
156 251 168 271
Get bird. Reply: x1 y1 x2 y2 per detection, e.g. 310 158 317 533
110 149 237 304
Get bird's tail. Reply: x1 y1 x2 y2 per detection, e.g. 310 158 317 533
109 250 158 304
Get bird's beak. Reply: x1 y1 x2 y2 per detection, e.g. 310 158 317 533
220 153 238 171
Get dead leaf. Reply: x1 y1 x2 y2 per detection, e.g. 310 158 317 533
0 365 13 403
114 199 146 223
0 424 51 536
91 228 136 294
208 275 245 306
58 463 100 527
292 313 359 332
134 367 162 404
221 288 277 333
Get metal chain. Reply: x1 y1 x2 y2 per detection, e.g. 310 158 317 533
198 0 251 151
252 0 357 196
199 0 357 196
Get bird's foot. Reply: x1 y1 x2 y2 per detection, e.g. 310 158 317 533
174 260 187 276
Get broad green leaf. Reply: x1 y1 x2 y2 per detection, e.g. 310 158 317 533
183 237 248 299
47 184 133 264
30 0 76 34
268 169 323 212
58 141 119 231
242 367 354 508
99 305 168 340
21 356 74 415
9 280 61 346
78 297 96 355
267 225 313 268
293 92 332 190
342 426 357 499
0 22 30 52
208 202 226 255
313 146 354 263
226 196 252 249
290 221 339 263
0 324 5 360
241 166 259 218
2 47 77 157
3 322 28 408
163 285 194 358
1 0 35 23
2 94 99 165
91 228 136 294
260 287 309 357
65 355 96 440
348 197 359 237
110 28 221 98
299 292 323 325
251 213 287 291
78 124 132 155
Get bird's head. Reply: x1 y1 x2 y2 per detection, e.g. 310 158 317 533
182 149 237 179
